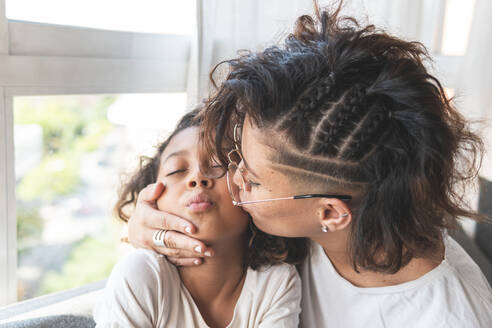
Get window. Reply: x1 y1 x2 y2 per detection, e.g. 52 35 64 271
440 0 476 56
14 93 187 301
0 0 193 306
6 0 195 35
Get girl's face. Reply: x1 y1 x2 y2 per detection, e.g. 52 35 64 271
156 127 250 243
230 116 324 238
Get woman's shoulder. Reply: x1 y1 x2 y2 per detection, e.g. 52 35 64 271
408 235 492 326
442 236 492 300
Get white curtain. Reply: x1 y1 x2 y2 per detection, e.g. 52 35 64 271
186 0 315 107
186 0 428 107
456 0 492 180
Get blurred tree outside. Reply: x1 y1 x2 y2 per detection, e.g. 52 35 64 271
16 204 44 252
14 95 121 299
37 235 119 296
15 96 114 202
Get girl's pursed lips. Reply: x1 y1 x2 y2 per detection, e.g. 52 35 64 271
186 193 214 212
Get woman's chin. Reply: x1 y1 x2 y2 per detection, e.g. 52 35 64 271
250 217 270 232
251 216 296 238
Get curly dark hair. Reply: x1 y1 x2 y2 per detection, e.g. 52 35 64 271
115 108 308 270
201 1 486 273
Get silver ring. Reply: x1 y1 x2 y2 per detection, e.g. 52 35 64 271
152 229 168 247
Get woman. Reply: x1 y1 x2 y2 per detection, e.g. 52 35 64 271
127 4 492 327
93 110 306 327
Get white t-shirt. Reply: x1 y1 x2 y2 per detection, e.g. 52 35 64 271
300 235 492 328
93 249 301 328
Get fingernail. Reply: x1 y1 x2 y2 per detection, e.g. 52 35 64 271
194 246 202 254
194 259 201 265
185 226 192 234
204 251 212 257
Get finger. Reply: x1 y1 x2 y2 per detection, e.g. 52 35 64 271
141 228 213 257
138 182 166 203
142 206 196 234
167 256 203 267
152 181 165 199
154 247 205 258
163 231 214 257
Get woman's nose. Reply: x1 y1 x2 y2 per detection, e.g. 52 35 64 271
232 167 244 190
187 171 214 189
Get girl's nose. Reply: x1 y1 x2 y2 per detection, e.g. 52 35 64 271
187 172 214 189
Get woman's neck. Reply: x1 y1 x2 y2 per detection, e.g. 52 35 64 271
312 230 444 288
178 236 247 327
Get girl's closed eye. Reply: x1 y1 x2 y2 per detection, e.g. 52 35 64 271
166 169 188 177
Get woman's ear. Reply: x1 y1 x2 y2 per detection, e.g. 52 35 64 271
317 198 352 232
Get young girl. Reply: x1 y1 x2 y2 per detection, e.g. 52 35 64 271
93 109 307 327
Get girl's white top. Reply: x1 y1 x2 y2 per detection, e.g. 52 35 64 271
93 249 301 328
300 235 492 328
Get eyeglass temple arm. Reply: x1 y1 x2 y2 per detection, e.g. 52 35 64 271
293 194 352 201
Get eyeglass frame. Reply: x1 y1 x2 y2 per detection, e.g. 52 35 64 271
225 123 352 206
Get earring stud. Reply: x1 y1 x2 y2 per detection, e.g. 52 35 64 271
322 214 348 232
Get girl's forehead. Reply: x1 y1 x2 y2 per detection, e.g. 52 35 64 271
161 127 199 160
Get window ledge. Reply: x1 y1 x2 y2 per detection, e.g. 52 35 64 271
0 280 105 325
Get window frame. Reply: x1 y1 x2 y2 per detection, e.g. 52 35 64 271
0 0 191 306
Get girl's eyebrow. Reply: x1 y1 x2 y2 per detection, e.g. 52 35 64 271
162 150 188 165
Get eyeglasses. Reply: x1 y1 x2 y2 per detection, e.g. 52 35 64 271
225 123 352 206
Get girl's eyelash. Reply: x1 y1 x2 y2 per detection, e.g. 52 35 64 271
166 169 187 177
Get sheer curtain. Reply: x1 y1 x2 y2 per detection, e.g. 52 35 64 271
457 0 492 181
186 0 313 107
186 0 429 105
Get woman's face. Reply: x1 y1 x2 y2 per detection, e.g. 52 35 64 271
156 127 250 243
231 116 323 238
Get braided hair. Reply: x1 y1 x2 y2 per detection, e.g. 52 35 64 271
201 2 484 273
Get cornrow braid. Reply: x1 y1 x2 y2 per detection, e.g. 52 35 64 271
339 104 391 162
277 72 337 130
308 84 368 157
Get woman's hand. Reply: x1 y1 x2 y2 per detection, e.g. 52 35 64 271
128 182 214 266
